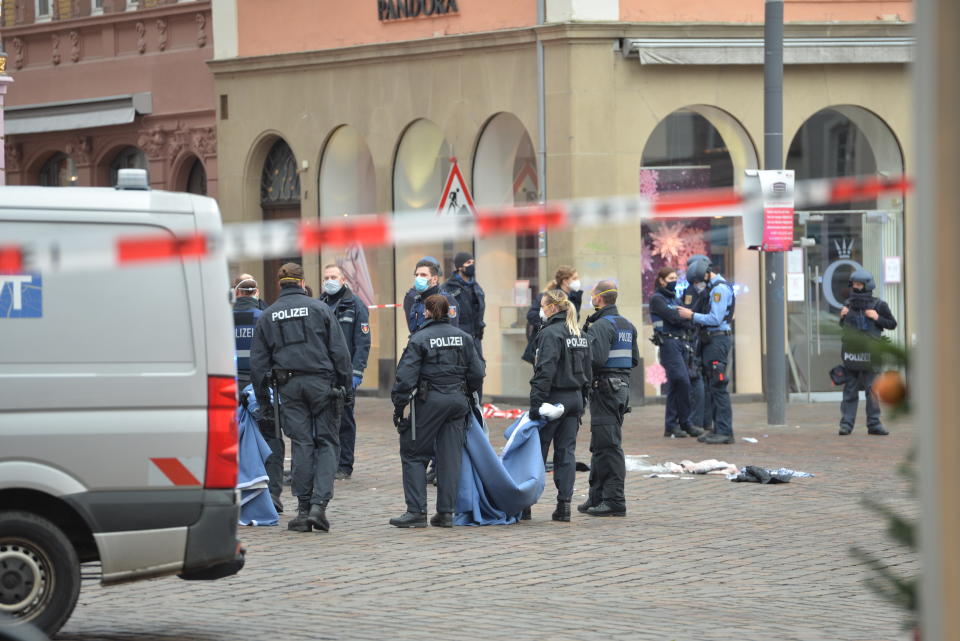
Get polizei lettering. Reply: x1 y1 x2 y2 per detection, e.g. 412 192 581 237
618 331 633 343
843 351 872 362
429 336 463 349
272 307 309 322
566 337 588 349
377 0 459 21
235 327 254 338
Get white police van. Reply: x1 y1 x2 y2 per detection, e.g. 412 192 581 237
0 170 244 635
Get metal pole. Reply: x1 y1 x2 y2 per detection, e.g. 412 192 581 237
763 0 786 425
536 0 546 201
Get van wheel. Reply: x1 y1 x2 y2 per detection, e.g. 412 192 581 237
0 511 80 636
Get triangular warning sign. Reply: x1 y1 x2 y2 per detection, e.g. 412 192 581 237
437 158 477 217
512 159 539 204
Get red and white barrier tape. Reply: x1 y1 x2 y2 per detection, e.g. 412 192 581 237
366 303 401 309
481 404 526 420
0 174 910 274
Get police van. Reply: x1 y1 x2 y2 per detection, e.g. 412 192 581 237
0 170 244 635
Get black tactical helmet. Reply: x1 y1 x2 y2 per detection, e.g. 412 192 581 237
848 269 876 292
685 254 711 284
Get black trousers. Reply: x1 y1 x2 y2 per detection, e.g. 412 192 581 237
840 369 882 430
399 390 468 514
537 389 584 503
588 380 628 510
278 376 339 506
257 426 286 501
659 337 692 433
337 396 357 474
701 335 733 436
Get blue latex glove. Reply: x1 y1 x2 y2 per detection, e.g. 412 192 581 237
352 375 362 389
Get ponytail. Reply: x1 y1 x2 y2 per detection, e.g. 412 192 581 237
541 289 581 337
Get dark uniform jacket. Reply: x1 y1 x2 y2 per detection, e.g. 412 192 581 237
392 319 485 407
233 296 263 387
249 285 353 406
522 289 583 364
443 273 486 338
529 314 592 413
838 292 897 370
319 285 371 379
404 284 459 334
585 305 640 377
649 289 691 338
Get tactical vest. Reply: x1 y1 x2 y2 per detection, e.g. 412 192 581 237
649 292 687 336
841 298 881 371
603 315 635 369
233 307 262 379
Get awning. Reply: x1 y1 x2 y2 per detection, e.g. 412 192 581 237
621 36 913 65
5 92 153 135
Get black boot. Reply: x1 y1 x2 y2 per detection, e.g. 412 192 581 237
577 499 598 514
287 499 311 532
551 500 571 522
868 425 889 436
307 502 329 532
682 425 704 437
271 494 284 513
586 501 626 517
520 507 532 520
430 512 453 528
389 512 427 528
664 427 688 438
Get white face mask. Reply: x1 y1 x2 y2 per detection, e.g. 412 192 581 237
539 308 548 321
568 279 582 292
694 282 707 292
322 280 343 296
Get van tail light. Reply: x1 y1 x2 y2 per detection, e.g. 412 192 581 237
206 376 238 489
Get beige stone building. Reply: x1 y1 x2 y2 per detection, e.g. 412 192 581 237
210 0 912 401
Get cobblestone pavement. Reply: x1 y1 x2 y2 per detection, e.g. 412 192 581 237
59 398 917 641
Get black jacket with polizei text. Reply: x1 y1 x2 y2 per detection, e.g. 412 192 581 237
249 285 352 407
392 319 485 407
529 313 593 412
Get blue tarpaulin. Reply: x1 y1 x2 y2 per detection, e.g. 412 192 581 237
455 408 546 526
237 385 279 526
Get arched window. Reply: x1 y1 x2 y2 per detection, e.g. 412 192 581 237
39 152 77 187
109 147 147 186
185 158 207 195
261 139 300 206
785 107 904 394
259 138 301 302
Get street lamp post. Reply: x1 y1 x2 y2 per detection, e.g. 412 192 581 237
0 46 14 186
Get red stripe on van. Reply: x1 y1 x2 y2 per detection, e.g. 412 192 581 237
0 246 24 273
151 457 202 486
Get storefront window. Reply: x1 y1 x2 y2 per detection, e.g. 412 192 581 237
38 153 77 187
786 107 904 396
319 125 391 391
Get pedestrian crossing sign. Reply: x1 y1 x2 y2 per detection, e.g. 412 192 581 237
437 158 477 217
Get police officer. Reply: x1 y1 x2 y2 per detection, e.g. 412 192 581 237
579 280 638 517
250 263 352 533
404 258 459 333
649 268 701 439
678 256 735 444
319 264 371 480
234 276 284 513
679 265 708 436
522 265 583 364
526 289 592 522
389 295 485 528
444 252 486 355
838 269 897 436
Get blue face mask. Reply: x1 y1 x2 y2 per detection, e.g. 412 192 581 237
322 280 343 296
414 276 430 292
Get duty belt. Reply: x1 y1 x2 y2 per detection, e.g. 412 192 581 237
272 369 325 385
655 331 687 341
708 330 732 336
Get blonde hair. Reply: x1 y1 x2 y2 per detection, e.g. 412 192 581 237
545 265 576 291
541 289 581 337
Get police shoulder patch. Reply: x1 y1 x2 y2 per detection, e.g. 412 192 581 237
360 323 370 335
713 292 722 303
449 305 457 318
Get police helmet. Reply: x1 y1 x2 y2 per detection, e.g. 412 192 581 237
848 269 876 292
685 254 711 284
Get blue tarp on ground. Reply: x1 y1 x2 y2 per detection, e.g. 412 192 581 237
455 408 546 526
237 385 279 526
